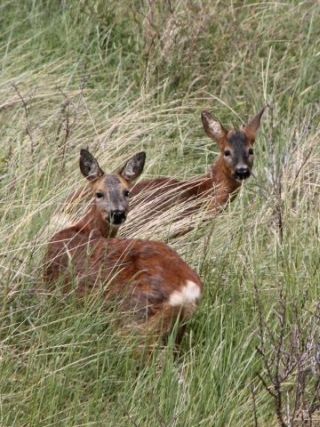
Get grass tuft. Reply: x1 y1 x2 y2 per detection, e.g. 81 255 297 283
0 1 319 425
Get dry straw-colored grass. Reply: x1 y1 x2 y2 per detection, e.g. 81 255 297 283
0 0 319 425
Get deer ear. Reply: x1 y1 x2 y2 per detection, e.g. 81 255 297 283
244 105 267 140
119 152 146 184
201 111 227 145
79 149 104 181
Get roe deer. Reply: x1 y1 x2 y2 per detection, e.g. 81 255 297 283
44 149 202 342
129 107 267 232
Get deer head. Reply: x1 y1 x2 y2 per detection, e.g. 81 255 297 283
79 149 146 227
201 106 267 182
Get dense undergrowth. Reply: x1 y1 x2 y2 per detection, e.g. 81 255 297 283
0 1 319 425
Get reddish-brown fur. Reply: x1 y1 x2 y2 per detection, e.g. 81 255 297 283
44 150 202 341
131 107 267 225
131 156 240 216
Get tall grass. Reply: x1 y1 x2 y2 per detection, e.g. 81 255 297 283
0 1 319 425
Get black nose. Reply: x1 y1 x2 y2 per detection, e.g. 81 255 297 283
235 166 250 180
110 210 126 225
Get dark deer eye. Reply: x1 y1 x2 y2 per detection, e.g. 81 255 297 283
124 190 130 198
248 148 254 155
224 150 231 157
96 192 104 199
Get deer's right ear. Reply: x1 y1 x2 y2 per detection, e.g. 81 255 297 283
243 105 268 140
119 152 146 184
201 111 227 145
79 149 104 181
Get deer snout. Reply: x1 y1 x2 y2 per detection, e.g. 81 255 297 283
235 165 251 181
109 210 126 225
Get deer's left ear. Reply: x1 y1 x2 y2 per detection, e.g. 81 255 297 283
243 105 268 141
79 149 105 181
119 152 146 184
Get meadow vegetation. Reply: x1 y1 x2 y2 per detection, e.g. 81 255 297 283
0 1 319 425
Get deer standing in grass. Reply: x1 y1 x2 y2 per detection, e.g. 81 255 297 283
44 149 202 342
130 107 267 230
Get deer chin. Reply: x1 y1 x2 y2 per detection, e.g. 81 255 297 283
110 222 121 228
106 216 126 227
234 172 251 183
235 176 246 184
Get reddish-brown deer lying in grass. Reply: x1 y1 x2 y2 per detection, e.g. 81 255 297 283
44 149 202 343
129 107 267 233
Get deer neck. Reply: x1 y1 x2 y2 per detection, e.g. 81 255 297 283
74 204 118 239
209 156 241 203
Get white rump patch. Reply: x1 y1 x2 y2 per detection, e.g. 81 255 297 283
169 280 201 307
